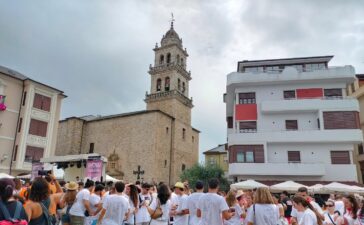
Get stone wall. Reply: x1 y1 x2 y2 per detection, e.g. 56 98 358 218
55 118 84 156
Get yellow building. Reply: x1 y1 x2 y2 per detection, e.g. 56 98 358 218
349 74 364 183
203 144 228 173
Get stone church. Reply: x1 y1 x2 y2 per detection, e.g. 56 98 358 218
55 22 199 185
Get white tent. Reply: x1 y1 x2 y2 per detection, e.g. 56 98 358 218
270 181 307 193
324 182 364 193
350 185 364 194
309 184 326 194
106 175 120 182
0 173 14 179
231 180 268 190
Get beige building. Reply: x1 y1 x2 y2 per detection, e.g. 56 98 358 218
0 65 66 175
349 74 364 183
56 22 200 185
203 144 229 173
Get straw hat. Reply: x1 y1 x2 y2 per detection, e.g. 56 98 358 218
236 190 244 198
65 181 79 191
174 182 185 189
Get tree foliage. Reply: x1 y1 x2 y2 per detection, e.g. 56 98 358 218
180 163 230 192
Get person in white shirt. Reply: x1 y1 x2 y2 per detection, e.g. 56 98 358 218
224 190 243 225
69 179 95 225
147 184 172 225
136 183 152 225
197 178 234 225
125 184 140 225
85 184 104 225
246 187 279 225
323 199 344 225
291 187 324 224
186 181 204 225
97 181 130 225
342 194 359 225
170 182 189 225
292 196 321 225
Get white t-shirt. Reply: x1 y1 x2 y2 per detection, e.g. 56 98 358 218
126 197 136 224
299 208 318 225
246 204 279 225
172 194 189 225
150 198 172 222
89 194 101 212
224 204 243 225
335 200 345 216
136 193 152 223
101 194 130 225
69 188 91 217
186 192 204 225
197 193 229 225
291 200 323 222
324 212 340 225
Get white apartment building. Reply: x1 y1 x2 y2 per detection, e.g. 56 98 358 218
225 56 362 182
0 65 65 175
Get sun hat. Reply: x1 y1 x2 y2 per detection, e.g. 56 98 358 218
174 182 184 189
65 181 79 191
236 190 244 198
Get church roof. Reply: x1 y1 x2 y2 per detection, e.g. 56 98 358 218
161 22 182 48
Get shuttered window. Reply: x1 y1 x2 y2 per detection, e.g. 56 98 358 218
323 111 360 129
29 119 48 137
288 151 301 163
227 117 233 128
324 89 342 98
229 145 264 163
25 146 44 163
284 90 296 99
239 92 256 104
331 151 350 164
285 120 298 130
33 93 51 112
240 121 257 133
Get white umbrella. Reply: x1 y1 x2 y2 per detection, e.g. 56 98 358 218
230 179 267 190
0 173 14 179
106 175 120 182
270 180 307 193
323 182 361 193
309 184 326 194
350 185 364 194
16 174 31 179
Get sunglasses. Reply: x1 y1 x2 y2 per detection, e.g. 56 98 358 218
326 205 334 207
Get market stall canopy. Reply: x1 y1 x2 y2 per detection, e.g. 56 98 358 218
231 180 268 190
106 175 120 182
0 173 14 179
309 184 326 194
270 181 307 193
41 153 107 163
324 182 364 193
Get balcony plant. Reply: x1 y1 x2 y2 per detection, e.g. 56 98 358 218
0 95 6 111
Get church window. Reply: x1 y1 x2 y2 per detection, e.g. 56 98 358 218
176 55 180 64
164 160 167 168
110 162 116 169
89 143 94 153
182 128 186 140
178 79 181 91
159 55 164 64
181 58 184 66
167 53 171 64
166 127 169 134
165 77 170 91
156 79 161 91
192 136 194 143
182 164 186 171
182 82 186 93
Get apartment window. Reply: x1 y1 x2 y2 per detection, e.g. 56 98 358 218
324 89 342 99
351 83 356 92
245 67 263 73
359 144 364 155
305 63 325 71
13 145 18 161
25 146 44 163
236 152 245 163
223 156 228 163
246 152 254 162
285 120 298 130
209 158 216 165
331 151 350 164
33 93 51 112
29 119 48 137
182 128 186 140
291 64 303 72
227 116 233 128
323 111 359 129
288 151 301 163
236 151 254 163
284 90 296 99
18 118 22 133
89 143 94 153
22 92 27 106
239 92 256 104
239 121 257 133
265 66 280 73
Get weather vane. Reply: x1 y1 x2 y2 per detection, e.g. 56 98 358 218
170 13 175 28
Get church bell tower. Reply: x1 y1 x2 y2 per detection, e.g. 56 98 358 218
145 21 193 124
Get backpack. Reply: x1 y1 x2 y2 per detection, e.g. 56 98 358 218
0 201 28 225
39 202 53 225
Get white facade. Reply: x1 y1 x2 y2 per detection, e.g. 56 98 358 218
225 56 362 182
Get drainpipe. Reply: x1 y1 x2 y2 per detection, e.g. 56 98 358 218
168 117 175 185
9 82 25 174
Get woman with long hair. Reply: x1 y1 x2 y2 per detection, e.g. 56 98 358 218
292 196 322 225
224 190 243 225
125 184 139 225
147 184 172 225
24 177 52 225
343 194 359 225
323 199 344 225
59 182 79 225
0 178 28 221
69 179 95 225
246 187 279 225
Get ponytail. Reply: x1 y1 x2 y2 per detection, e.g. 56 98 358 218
292 196 322 225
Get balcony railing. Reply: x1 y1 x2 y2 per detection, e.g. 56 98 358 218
149 62 191 80
145 90 193 107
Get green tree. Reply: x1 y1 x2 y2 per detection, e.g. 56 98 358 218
180 163 230 192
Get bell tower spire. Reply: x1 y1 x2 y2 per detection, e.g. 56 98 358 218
145 20 193 124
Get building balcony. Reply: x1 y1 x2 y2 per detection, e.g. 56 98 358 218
229 162 326 176
227 66 355 87
144 90 193 108
228 129 363 144
27 134 47 147
149 62 191 81
261 97 359 114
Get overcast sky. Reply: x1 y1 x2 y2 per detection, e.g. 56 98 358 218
1 0 364 160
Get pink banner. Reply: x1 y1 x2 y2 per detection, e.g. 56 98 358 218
31 162 44 180
86 159 103 181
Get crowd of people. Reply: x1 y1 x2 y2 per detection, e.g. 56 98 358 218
1 175 364 225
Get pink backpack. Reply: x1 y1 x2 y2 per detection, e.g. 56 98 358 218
0 201 28 225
